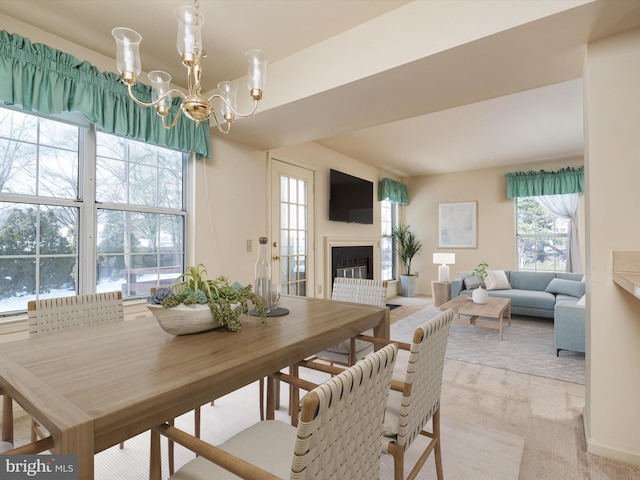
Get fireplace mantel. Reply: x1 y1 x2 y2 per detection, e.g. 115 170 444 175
324 236 379 299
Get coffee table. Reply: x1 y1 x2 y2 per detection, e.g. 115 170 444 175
439 295 511 340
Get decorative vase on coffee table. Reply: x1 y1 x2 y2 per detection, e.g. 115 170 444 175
472 286 488 304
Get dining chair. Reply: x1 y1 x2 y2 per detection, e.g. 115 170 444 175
302 308 454 480
149 343 398 480
27 291 126 448
1 387 14 453
0 435 54 455
320 277 388 366
260 277 388 420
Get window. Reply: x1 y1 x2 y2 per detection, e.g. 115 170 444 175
381 199 398 281
0 106 187 316
516 197 568 272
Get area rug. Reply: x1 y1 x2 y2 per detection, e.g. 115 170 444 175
93 377 523 480
391 305 585 384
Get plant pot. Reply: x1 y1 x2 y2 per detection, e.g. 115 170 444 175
472 286 489 304
147 304 222 335
400 274 417 297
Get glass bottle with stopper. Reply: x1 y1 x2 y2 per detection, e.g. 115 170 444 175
254 237 272 313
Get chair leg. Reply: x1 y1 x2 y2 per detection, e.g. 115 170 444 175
433 408 444 480
194 406 201 439
168 418 175 475
388 443 405 480
259 378 264 421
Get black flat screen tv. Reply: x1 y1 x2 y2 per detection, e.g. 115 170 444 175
329 169 374 224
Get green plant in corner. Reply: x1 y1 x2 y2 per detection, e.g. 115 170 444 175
147 264 266 332
472 261 489 283
392 224 423 275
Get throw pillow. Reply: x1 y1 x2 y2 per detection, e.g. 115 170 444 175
485 270 511 291
465 276 482 290
577 294 586 306
545 278 586 298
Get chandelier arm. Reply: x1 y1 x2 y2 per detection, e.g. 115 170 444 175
160 108 185 130
209 110 231 134
207 94 260 119
126 83 187 108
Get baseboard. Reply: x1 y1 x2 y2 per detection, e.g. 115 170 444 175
584 407 640 467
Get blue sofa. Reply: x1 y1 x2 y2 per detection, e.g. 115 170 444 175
554 300 585 355
451 269 585 354
451 270 584 318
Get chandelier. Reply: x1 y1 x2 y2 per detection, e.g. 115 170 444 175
111 0 268 133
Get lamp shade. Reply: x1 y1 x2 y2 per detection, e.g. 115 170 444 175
433 253 455 265
175 5 205 56
246 50 269 92
148 71 172 107
112 27 142 76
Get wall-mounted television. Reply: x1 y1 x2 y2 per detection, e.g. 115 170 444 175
329 169 374 224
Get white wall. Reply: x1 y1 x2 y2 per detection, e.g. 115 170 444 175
270 142 387 297
584 28 640 465
192 136 268 287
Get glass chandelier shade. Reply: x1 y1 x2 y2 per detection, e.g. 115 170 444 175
111 0 268 133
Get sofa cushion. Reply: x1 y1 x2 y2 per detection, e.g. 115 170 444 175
487 289 556 310
485 270 511 291
545 278 585 298
508 271 555 291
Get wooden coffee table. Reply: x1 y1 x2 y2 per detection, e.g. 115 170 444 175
440 295 511 340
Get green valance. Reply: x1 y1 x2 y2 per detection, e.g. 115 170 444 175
505 166 584 199
0 30 210 158
378 178 408 205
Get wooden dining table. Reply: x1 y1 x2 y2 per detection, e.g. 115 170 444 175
0 295 389 479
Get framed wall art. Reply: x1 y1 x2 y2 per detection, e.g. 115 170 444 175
438 201 477 248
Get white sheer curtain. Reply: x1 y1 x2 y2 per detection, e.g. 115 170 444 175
533 193 582 273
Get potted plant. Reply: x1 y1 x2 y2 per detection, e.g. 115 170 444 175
146 264 266 334
471 261 489 304
392 224 423 297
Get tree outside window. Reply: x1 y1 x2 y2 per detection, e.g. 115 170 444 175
516 197 568 272
0 106 187 316
381 199 398 281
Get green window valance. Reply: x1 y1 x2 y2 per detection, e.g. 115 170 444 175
505 166 584 199
378 178 408 205
0 30 210 158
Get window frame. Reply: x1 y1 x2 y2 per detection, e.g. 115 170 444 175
0 105 189 317
381 199 398 282
515 196 569 273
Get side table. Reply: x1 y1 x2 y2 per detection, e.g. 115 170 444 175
431 281 451 307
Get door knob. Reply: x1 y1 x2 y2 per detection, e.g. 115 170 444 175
272 255 280 261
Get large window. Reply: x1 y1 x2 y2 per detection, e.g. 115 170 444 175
0 106 187 316
516 197 568 272
381 199 398 281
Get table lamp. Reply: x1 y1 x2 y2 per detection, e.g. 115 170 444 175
433 253 456 282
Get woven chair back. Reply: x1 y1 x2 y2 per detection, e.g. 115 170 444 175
291 343 398 479
331 277 387 306
396 308 453 449
27 291 124 336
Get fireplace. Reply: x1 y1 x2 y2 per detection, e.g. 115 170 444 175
331 246 373 280
324 237 378 298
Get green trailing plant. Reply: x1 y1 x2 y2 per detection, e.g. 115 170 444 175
472 261 489 283
147 264 266 332
392 224 423 275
